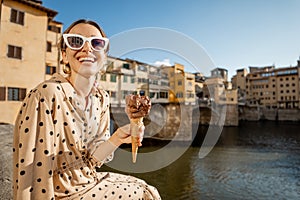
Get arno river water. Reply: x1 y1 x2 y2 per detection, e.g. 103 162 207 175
101 121 300 200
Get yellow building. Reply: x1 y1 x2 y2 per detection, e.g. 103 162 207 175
0 0 61 124
162 63 196 105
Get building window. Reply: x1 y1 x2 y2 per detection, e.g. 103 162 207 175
110 74 117 82
122 90 131 99
47 42 52 52
178 80 182 86
10 9 24 25
0 87 6 101
46 65 56 75
48 25 61 33
123 75 128 83
110 91 116 98
176 92 183 98
149 92 156 98
159 91 168 99
131 77 135 84
138 78 147 83
7 45 22 59
150 80 158 85
138 65 147 72
8 87 26 101
161 81 169 86
100 74 106 81
123 63 130 69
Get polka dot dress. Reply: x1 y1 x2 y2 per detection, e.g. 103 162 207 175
13 73 161 200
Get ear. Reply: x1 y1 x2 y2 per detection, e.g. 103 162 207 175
61 51 68 64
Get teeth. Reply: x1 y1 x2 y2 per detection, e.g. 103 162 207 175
78 57 94 62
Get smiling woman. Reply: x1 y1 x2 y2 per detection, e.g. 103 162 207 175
12 19 161 200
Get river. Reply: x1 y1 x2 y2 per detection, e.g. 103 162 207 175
101 121 300 200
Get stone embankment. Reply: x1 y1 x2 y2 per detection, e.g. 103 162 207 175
239 106 300 121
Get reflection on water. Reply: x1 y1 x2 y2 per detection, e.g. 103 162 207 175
102 121 300 200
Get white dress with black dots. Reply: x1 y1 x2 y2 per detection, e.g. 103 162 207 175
13 73 161 200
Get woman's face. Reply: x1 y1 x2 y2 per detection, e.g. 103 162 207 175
62 23 107 78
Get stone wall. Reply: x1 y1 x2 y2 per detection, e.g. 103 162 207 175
225 104 239 126
239 106 300 121
197 104 239 126
278 109 300 121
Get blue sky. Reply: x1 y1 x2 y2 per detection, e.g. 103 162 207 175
43 0 300 79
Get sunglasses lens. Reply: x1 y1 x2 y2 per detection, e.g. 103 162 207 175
91 38 106 50
67 36 83 49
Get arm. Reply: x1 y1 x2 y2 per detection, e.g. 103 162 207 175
90 90 143 164
92 123 144 163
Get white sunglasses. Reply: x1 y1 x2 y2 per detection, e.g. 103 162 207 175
63 34 109 51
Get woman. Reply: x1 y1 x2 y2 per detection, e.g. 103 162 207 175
12 19 161 200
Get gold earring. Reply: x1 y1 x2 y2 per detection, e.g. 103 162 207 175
63 64 71 74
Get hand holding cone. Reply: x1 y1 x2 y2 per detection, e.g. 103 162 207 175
125 94 151 163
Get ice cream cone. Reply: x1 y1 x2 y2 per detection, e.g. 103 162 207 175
130 117 143 163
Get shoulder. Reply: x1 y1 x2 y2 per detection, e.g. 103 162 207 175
28 74 66 102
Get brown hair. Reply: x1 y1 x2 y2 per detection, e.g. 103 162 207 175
59 19 109 53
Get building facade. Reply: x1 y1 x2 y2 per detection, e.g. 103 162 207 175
0 0 61 124
246 65 300 109
103 57 170 107
203 68 238 105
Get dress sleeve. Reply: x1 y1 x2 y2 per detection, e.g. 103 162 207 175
89 89 115 166
13 89 56 200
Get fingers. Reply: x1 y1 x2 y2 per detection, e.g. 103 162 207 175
138 125 145 138
116 124 145 146
136 125 145 146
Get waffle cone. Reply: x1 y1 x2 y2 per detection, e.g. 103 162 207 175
130 118 143 163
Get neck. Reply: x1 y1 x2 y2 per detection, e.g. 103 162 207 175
67 73 96 98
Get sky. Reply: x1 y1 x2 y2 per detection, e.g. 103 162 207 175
43 0 300 79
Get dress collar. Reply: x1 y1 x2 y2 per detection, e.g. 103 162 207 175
49 73 101 108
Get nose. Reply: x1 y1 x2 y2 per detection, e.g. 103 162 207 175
82 41 93 52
